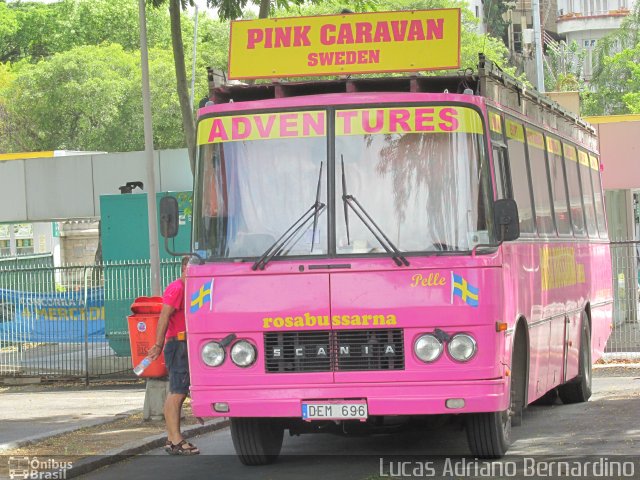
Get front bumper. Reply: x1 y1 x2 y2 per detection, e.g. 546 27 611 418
191 379 509 418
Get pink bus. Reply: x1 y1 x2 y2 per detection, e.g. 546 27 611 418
160 58 613 464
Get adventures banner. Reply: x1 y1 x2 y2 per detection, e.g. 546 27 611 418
197 106 482 145
228 9 461 79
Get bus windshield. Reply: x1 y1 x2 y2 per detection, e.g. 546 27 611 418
193 105 492 261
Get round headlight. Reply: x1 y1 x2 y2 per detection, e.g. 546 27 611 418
448 334 477 362
414 334 443 363
230 340 257 368
201 341 225 367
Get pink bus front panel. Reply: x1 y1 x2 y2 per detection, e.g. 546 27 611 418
187 257 511 419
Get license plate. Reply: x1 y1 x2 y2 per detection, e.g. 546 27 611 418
301 401 368 420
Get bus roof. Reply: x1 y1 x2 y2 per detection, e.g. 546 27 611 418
203 56 596 149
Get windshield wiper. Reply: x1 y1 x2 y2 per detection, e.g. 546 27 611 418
340 155 409 267
252 163 325 271
341 156 351 246
311 161 324 253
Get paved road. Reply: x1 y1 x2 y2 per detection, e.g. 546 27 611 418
0 385 144 450
86 376 640 480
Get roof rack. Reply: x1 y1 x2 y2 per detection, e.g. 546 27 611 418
204 54 596 148
477 54 595 136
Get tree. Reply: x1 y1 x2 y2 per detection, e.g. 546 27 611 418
3 45 143 152
0 2 18 61
149 0 338 174
0 43 210 153
584 3 640 115
0 0 174 64
583 42 640 115
544 40 585 92
0 62 16 153
484 0 510 41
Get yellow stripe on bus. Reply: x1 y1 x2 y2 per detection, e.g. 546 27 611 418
526 128 545 150
505 119 524 142
489 112 502 134
546 137 562 155
563 143 577 162
578 150 590 167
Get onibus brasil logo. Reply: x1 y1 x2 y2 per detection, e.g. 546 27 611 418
8 456 73 479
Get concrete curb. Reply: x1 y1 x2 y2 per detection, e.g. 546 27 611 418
65 417 230 478
0 409 142 452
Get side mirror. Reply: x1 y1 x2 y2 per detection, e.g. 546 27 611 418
494 199 520 242
160 196 179 239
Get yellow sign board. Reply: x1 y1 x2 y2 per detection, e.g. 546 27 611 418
196 106 482 145
546 136 562 155
488 112 502 134
563 143 577 162
578 150 590 167
505 119 524 142
228 9 461 79
526 128 545 150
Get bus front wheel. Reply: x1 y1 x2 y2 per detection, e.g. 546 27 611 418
466 410 511 458
558 313 592 404
231 418 284 466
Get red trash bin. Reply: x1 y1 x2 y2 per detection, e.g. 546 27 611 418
128 296 168 377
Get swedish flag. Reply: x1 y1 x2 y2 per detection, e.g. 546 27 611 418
190 280 213 313
451 273 479 307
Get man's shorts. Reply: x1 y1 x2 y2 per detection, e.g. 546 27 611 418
164 340 190 395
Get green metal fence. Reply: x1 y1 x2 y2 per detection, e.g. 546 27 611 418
0 259 181 381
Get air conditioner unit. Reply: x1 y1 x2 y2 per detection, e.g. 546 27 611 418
523 29 534 45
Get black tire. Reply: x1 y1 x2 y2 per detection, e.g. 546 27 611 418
558 313 592 404
230 418 284 466
466 410 511 458
510 327 528 426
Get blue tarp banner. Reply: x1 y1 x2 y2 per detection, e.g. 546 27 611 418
0 287 105 343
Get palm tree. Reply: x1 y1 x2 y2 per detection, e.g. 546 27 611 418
148 0 300 175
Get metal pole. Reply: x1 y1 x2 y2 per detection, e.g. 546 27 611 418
83 266 90 387
138 0 161 296
532 0 545 93
190 3 198 111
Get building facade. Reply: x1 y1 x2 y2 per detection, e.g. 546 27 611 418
557 0 636 79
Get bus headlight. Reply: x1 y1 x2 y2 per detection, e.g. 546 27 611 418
201 341 225 367
230 340 257 367
414 334 443 363
448 334 477 362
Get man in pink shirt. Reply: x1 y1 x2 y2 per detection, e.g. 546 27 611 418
148 256 199 455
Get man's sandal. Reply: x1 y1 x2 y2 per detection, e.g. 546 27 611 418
168 439 200 455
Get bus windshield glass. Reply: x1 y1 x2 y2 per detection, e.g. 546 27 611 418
193 105 492 261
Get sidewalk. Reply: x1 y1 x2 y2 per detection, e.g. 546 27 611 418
0 382 146 451
0 380 228 478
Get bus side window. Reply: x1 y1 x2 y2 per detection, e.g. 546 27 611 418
505 117 535 235
488 109 510 199
589 154 608 238
563 143 586 237
525 127 556 237
492 146 511 199
578 150 598 238
546 135 572 235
